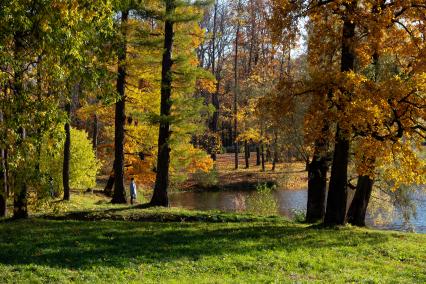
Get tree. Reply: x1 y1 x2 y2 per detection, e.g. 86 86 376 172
63 103 71 201
0 0 113 217
0 111 6 217
150 0 175 206
150 0 211 206
112 10 129 204
269 0 426 226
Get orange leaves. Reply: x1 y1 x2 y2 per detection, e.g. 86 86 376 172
196 78 216 93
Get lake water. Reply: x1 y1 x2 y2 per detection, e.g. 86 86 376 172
169 188 426 233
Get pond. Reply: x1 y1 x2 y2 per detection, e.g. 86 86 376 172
169 188 426 233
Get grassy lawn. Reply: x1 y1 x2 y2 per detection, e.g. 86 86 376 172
0 195 425 283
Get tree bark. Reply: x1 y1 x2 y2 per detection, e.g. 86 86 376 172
104 170 114 197
306 146 328 222
13 128 27 219
0 125 7 218
209 2 219 162
150 1 175 207
272 132 278 171
12 34 28 219
112 10 129 204
244 141 249 168
63 103 71 201
324 16 355 226
0 147 6 217
13 183 27 219
233 0 241 170
347 175 374 226
4 149 9 197
324 126 350 225
92 114 98 156
0 111 6 217
0 161 5 218
256 145 261 165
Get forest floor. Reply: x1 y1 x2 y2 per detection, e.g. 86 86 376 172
1 194 425 283
182 153 308 191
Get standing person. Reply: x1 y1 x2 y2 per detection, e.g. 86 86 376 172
130 177 137 205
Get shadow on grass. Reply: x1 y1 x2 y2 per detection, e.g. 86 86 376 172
0 219 390 270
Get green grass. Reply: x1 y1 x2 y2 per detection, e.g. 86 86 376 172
0 194 425 283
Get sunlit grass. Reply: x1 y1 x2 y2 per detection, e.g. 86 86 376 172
0 194 425 283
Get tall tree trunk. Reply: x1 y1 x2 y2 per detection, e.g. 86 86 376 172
150 1 175 206
324 16 355 226
92 114 98 156
272 132 278 171
347 175 374 226
13 128 27 219
221 121 226 146
63 103 71 201
256 145 261 165
12 33 27 218
104 170 114 197
209 2 219 162
324 126 350 225
4 149 9 197
13 183 27 219
233 0 241 170
272 152 277 171
261 143 265 172
244 141 249 168
0 112 6 217
0 147 6 217
112 10 129 204
306 135 328 222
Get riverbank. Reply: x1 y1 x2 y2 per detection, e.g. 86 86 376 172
1 195 425 283
182 153 308 191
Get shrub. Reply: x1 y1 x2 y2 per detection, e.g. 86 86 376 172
40 127 101 195
192 167 219 188
246 183 278 216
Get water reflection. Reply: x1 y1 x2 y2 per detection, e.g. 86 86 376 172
169 189 426 233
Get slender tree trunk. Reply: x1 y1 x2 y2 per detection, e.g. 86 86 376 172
150 1 175 206
0 149 5 217
324 17 355 226
210 2 219 162
112 10 129 204
272 132 278 171
244 141 249 168
0 112 6 217
347 175 374 226
63 103 71 201
12 34 27 219
221 121 226 146
256 145 261 165
13 128 27 219
92 114 98 156
272 152 277 171
4 149 9 197
261 143 265 172
228 124 232 148
233 0 241 170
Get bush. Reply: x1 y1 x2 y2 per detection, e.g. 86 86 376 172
246 183 278 216
192 167 219 188
40 127 101 195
